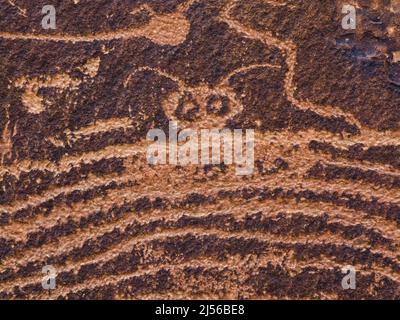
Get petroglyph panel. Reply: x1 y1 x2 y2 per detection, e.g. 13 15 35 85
0 0 400 300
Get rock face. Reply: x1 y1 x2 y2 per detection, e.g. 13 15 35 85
0 0 399 300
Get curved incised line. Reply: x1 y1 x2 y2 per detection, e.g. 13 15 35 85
219 0 364 130
0 2 192 46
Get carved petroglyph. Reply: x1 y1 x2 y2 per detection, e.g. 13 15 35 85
1 0 400 299
0 3 191 46
14 73 81 114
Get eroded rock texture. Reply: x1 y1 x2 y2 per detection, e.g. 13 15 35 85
0 0 400 300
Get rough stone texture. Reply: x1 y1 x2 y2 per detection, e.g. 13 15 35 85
0 0 400 300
